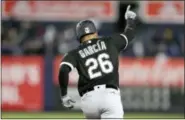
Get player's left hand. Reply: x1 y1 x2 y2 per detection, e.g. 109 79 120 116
61 95 76 109
124 5 137 20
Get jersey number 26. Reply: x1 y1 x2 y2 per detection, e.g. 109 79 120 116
85 53 113 79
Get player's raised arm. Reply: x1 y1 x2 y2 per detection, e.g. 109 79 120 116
111 5 137 51
123 5 137 47
58 53 76 109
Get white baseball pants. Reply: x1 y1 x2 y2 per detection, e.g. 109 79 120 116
80 84 124 119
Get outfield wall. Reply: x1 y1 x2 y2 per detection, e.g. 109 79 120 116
1 56 184 113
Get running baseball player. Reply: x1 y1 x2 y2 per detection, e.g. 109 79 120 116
58 5 137 119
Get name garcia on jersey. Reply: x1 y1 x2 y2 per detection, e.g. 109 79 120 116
79 41 107 58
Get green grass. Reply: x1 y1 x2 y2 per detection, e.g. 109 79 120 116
1 112 184 119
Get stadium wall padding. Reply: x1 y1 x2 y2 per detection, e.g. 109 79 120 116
1 56 184 113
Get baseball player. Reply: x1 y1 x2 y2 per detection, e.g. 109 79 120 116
58 5 137 119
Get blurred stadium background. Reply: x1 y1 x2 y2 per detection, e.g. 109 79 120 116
1 1 184 119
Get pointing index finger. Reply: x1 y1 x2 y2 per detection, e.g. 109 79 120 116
126 5 131 12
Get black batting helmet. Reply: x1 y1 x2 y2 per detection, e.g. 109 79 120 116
76 20 97 42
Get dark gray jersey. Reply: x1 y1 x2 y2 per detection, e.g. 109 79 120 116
61 33 128 94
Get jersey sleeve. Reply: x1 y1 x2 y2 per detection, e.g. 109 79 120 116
60 53 77 70
110 33 129 52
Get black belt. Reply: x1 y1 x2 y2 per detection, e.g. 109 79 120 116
80 84 118 97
